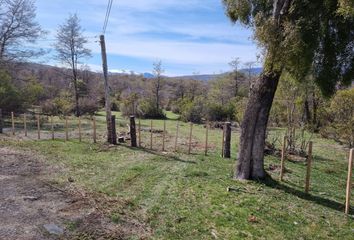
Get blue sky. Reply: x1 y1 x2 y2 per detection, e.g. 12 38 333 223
35 0 260 76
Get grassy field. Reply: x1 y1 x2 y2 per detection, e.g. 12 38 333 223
1 112 353 239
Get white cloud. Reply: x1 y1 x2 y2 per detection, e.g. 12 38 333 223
84 0 212 12
103 14 252 43
89 36 258 64
34 0 260 75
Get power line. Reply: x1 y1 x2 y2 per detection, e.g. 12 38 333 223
104 0 113 33
103 0 113 34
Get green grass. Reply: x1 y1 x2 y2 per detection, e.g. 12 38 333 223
1 112 353 239
164 110 180 120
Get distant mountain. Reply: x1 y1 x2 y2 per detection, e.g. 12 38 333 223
143 72 155 78
108 70 155 78
175 74 221 81
175 68 263 82
240 67 263 75
109 69 140 75
23 63 262 82
106 66 262 81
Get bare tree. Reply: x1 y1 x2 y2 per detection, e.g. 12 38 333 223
0 0 43 63
54 14 91 117
229 57 241 97
0 0 5 16
244 61 256 89
151 60 164 111
186 79 204 101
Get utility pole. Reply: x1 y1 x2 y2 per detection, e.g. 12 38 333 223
100 34 114 144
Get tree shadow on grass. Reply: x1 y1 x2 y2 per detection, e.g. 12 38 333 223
261 175 349 214
121 145 197 164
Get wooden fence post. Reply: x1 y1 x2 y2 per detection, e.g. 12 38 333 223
111 115 117 145
24 113 27 137
280 135 287 181
175 121 179 152
37 114 40 140
130 116 137 147
51 115 54 140
223 122 231 158
138 119 141 147
0 109 3 134
93 116 97 143
305 141 313 193
78 116 82 142
150 120 153 150
65 116 69 141
11 112 15 135
162 120 166 151
221 124 225 157
345 148 353 214
188 122 193 155
205 122 209 156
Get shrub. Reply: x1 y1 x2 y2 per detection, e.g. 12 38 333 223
321 88 354 147
111 100 120 111
269 100 287 126
205 103 225 121
180 98 205 123
0 69 23 113
137 100 165 119
205 102 235 122
120 93 139 117
41 91 73 116
169 99 184 114
171 103 181 114
234 97 248 123
21 76 44 106
41 100 58 116
79 98 100 115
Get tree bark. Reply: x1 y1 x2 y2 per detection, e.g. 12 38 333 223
72 55 80 117
130 116 137 147
111 115 117 145
236 71 280 180
156 77 160 110
312 91 319 131
73 78 80 117
302 98 311 124
223 122 231 158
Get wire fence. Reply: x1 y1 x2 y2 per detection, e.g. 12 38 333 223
0 111 240 157
1 110 352 215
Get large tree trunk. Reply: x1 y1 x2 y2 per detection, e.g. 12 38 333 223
236 71 280 180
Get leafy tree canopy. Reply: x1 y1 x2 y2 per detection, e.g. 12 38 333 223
0 69 21 112
223 0 354 96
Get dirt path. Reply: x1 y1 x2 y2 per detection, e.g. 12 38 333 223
0 146 145 240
